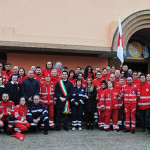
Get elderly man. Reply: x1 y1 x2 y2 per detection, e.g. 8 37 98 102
27 95 49 135
21 70 40 106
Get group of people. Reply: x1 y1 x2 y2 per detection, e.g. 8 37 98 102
0 61 150 135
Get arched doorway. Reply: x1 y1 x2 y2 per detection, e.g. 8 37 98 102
111 10 150 73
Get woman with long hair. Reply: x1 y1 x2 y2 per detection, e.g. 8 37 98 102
68 70 76 87
85 77 97 130
18 67 27 84
84 66 94 80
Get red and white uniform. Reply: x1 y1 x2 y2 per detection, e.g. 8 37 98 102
137 82 150 110
13 104 30 132
40 81 55 128
97 88 106 128
122 83 140 130
101 74 109 82
93 78 103 90
102 88 120 130
2 72 10 86
68 77 76 87
56 69 62 78
0 100 14 131
42 68 52 77
34 74 45 84
18 76 28 84
133 78 140 85
115 82 124 126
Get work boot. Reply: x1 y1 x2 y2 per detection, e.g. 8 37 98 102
131 129 135 134
123 128 130 133
44 130 48 135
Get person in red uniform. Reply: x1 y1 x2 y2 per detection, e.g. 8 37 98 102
97 80 107 130
40 75 55 129
55 62 63 78
18 67 27 84
34 67 45 84
122 76 140 134
137 73 150 133
93 71 103 91
115 76 125 128
3 63 13 85
114 70 120 84
13 97 30 133
84 66 94 80
146 73 150 84
42 61 53 77
132 71 140 85
77 72 86 87
101 68 109 82
107 65 116 77
68 70 76 87
0 93 15 135
102 81 120 132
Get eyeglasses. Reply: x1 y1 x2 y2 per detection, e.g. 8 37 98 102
110 77 115 78
97 74 101 75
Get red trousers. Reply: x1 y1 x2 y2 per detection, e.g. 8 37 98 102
124 103 136 130
45 104 54 128
14 122 30 132
98 110 105 128
1 116 14 131
104 109 119 130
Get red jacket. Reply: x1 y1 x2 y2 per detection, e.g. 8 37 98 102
133 78 140 85
101 74 109 82
137 82 150 110
34 74 45 84
18 76 27 84
0 100 14 116
40 81 55 105
97 88 106 111
2 72 10 85
122 83 140 104
14 104 28 123
114 82 124 107
101 88 120 110
93 78 103 90
42 68 52 77
68 77 76 87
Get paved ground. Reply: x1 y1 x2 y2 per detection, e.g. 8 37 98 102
0 128 150 150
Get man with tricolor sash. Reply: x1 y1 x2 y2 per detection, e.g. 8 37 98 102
55 71 73 131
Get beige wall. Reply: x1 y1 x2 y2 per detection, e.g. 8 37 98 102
0 0 150 49
7 53 108 72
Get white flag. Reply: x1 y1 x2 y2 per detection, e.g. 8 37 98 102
117 16 124 64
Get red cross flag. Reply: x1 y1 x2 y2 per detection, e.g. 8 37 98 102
117 16 124 64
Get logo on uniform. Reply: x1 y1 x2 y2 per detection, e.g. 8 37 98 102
146 89 149 92
81 89 84 92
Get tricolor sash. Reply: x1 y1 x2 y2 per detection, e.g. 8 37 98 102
59 80 67 97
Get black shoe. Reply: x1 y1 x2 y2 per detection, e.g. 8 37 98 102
145 129 149 134
91 124 94 130
55 128 61 131
105 129 110 132
64 127 69 131
123 129 130 133
114 129 119 132
7 130 13 135
86 124 90 130
131 129 135 134
99 127 103 130
44 130 48 135
141 129 145 132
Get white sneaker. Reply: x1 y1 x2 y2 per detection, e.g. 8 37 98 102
78 127 82 131
72 127 76 131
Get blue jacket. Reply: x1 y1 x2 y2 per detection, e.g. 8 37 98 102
27 103 48 123
71 87 86 105
21 78 40 100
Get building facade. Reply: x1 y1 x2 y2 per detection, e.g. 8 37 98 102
0 0 150 72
